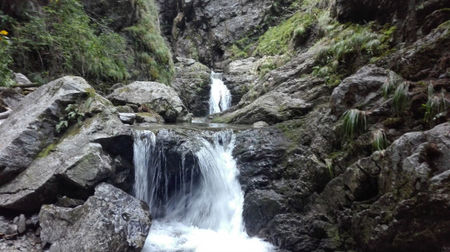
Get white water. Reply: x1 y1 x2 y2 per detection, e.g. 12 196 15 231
209 72 231 114
133 130 273 252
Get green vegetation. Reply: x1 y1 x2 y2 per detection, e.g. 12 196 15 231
12 0 129 86
423 84 447 124
392 82 409 115
312 24 396 86
5 0 173 88
254 11 315 56
124 0 174 84
0 28 13 86
372 129 388 151
56 103 85 133
382 72 402 98
342 109 367 139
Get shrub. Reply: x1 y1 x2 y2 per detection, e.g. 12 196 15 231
12 0 129 86
372 129 388 151
423 84 447 124
392 82 409 115
342 109 368 139
0 29 13 86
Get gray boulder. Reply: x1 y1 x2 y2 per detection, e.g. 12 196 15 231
224 57 259 105
172 57 211 116
0 76 92 185
39 183 151 252
218 91 312 124
108 81 190 123
330 65 402 115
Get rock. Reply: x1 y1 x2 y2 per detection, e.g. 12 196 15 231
224 57 259 105
119 113 136 125
56 196 84 208
0 76 92 185
157 0 295 64
17 214 26 234
216 91 313 125
108 81 190 123
13 73 32 85
39 183 151 252
136 112 165 124
385 22 450 81
253 121 269 128
330 65 401 115
172 58 211 116
331 0 450 43
0 85 133 212
0 87 24 110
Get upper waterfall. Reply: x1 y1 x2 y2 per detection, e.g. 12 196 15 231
133 130 273 252
209 72 232 114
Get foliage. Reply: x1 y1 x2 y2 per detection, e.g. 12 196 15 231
342 109 367 139
0 28 13 86
124 0 174 84
423 84 447 124
56 103 85 133
9 0 173 88
254 11 316 56
392 82 409 115
12 0 129 86
382 72 402 98
312 24 395 86
372 129 388 151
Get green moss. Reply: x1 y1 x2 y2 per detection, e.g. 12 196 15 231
36 143 58 158
276 119 305 146
254 11 316 56
312 23 396 85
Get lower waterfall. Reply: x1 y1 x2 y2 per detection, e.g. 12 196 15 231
133 130 273 252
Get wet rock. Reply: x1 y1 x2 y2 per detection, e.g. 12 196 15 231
224 57 259 105
108 81 190 123
172 57 211 116
39 183 151 252
0 76 92 185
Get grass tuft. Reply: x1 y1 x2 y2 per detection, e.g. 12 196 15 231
372 129 388 151
342 109 368 139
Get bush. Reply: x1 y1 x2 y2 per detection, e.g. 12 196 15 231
342 109 368 139
0 29 13 86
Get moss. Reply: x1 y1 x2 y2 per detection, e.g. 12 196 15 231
276 119 305 146
312 23 396 85
36 142 58 158
254 11 316 56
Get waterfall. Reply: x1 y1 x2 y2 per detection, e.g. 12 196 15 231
133 130 273 252
209 72 231 114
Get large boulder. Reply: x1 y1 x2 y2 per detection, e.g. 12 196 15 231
319 122 450 251
0 76 92 185
0 79 133 212
0 108 133 212
171 57 211 116
108 81 190 123
39 183 151 252
330 65 402 115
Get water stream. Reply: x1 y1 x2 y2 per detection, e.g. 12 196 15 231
209 72 231 114
133 130 273 252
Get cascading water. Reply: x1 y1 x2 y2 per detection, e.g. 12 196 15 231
133 130 273 252
209 72 231 114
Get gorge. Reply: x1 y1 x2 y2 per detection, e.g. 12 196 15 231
0 0 449 252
